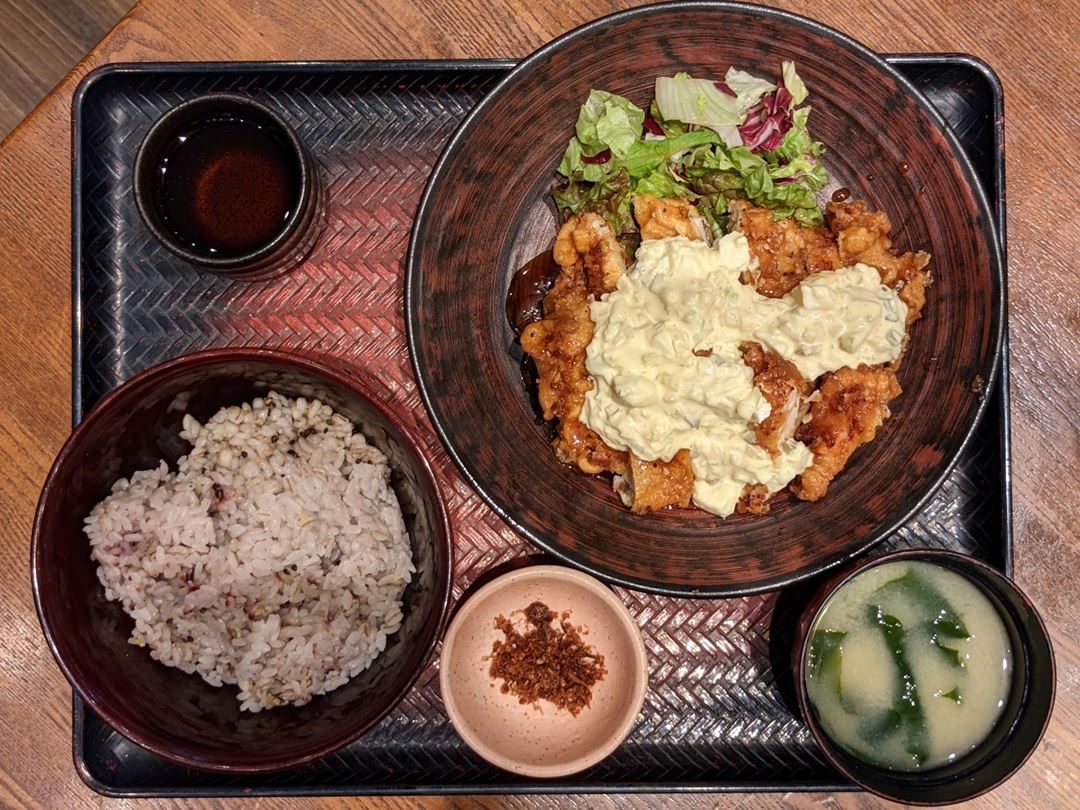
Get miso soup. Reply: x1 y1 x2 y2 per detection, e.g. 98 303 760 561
804 560 1012 771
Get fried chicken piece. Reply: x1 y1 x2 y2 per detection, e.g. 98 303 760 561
740 341 812 456
525 211 694 510
826 200 931 325
552 210 625 297
728 344 813 516
729 200 841 298
736 483 771 515
792 365 902 501
633 194 706 241
615 450 695 514
521 214 628 476
554 417 628 476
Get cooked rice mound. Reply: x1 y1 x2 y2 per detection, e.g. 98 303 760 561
84 391 414 712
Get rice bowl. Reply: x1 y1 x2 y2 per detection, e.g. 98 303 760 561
84 391 414 712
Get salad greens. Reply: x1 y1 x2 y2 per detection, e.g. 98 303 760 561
554 62 829 241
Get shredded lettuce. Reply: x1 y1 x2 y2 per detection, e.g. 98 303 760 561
654 69 774 143
553 63 828 235
782 60 808 106
576 90 644 158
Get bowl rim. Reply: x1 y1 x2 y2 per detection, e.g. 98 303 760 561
439 563 648 778
793 548 1056 804
405 0 1005 598
31 346 454 772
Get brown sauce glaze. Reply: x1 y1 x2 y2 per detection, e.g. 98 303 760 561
505 250 559 337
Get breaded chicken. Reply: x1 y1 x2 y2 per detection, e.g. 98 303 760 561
617 449 695 514
740 341 811 456
552 210 626 297
521 213 628 476
526 196 924 517
729 200 841 298
634 194 706 241
792 365 902 501
735 483 772 516
826 200 931 325
523 212 697 511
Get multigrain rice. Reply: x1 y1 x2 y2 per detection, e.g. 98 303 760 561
84 391 414 712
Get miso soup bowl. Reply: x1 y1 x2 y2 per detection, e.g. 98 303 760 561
793 549 1054 805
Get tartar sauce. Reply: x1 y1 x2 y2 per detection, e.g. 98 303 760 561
581 234 907 516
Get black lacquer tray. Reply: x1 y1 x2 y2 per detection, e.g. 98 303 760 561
69 55 1008 797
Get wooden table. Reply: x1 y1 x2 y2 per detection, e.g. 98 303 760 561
1 1 1076 807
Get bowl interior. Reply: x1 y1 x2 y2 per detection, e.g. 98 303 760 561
33 351 450 771
796 551 1054 804
440 565 647 777
408 2 1001 595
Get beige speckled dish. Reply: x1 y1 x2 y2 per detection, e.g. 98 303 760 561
439 564 648 778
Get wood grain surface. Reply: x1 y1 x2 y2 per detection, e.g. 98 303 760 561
0 0 134 138
0 1 1076 808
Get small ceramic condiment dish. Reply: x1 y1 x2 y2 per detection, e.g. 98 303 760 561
794 549 1054 805
133 93 324 281
439 564 648 778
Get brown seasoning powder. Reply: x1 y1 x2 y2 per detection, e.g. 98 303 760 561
488 600 607 716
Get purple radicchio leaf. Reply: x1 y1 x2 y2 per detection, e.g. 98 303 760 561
738 85 794 152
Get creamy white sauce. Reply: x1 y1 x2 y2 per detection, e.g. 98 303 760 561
580 234 907 516
805 561 1013 771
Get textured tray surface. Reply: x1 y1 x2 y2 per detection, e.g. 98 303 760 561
71 58 1007 795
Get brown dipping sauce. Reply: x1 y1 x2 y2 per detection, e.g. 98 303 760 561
506 250 561 431
505 250 558 337
154 116 300 258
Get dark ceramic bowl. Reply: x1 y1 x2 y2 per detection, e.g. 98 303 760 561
407 2 1002 596
32 348 452 772
133 93 324 281
794 550 1054 804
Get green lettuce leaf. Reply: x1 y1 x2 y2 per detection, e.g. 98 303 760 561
648 99 686 137
555 64 829 237
782 61 809 106
552 168 635 235
559 89 646 169
619 129 720 178
634 165 696 201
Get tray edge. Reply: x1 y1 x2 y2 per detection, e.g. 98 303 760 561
68 53 1009 798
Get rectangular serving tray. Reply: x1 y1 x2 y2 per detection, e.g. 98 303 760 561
70 55 1009 797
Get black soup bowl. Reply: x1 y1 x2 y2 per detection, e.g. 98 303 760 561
794 549 1054 804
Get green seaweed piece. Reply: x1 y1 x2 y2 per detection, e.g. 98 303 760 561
872 569 970 640
808 629 846 678
940 687 963 704
858 708 903 742
808 629 851 708
931 638 965 668
868 605 930 766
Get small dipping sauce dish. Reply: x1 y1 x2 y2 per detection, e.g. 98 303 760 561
134 93 323 281
794 549 1054 804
